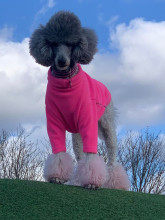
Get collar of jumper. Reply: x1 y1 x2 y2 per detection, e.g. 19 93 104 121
51 64 79 79
48 63 85 89
51 64 79 87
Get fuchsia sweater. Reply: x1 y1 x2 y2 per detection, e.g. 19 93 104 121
45 64 111 154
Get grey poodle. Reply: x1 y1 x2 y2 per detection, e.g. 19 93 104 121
29 11 129 190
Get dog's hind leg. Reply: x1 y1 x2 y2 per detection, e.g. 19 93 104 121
98 101 130 190
98 101 117 166
72 133 84 161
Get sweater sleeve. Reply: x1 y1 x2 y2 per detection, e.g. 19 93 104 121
78 100 98 154
46 102 66 154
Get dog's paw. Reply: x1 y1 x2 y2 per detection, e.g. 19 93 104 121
71 154 108 188
44 152 74 183
84 184 99 190
103 163 130 190
49 177 65 184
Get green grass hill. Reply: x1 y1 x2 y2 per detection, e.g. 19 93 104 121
0 179 165 220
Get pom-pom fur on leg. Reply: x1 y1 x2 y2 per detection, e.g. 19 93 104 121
72 153 108 189
104 163 130 190
43 152 74 183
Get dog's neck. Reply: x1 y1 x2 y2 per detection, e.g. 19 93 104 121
51 64 79 79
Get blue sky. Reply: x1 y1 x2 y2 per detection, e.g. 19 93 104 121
1 0 165 48
0 0 165 140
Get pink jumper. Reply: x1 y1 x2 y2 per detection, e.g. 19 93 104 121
45 64 111 154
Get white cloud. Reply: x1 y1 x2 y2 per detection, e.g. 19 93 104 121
1 18 165 139
110 18 165 83
159 133 165 150
31 0 56 30
0 26 14 42
48 0 56 8
98 13 119 29
107 15 119 28
0 33 47 132
38 0 56 14
85 18 165 128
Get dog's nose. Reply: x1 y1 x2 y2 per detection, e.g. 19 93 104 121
58 56 67 67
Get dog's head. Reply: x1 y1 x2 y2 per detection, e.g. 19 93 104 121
29 11 98 72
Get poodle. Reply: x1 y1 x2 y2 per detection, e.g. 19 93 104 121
29 11 130 190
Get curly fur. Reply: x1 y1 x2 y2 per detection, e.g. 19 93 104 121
43 152 74 182
29 11 97 68
103 163 130 190
71 153 108 187
29 11 130 190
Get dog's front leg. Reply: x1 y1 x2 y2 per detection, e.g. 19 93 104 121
72 133 84 161
71 153 108 189
43 152 74 184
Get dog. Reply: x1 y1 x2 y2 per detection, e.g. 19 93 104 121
29 11 130 190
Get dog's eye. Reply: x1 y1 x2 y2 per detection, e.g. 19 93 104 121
65 43 72 47
52 43 58 47
46 40 58 47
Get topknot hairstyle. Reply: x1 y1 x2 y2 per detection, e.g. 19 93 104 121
29 11 98 67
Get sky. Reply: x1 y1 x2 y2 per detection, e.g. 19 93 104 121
0 0 165 143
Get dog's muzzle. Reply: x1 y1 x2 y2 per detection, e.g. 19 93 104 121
56 56 70 71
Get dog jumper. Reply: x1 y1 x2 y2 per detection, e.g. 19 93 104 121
45 64 111 154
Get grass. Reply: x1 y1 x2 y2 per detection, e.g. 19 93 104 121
0 179 165 220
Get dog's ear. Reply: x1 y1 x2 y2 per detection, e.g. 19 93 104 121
72 28 98 64
29 25 53 67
